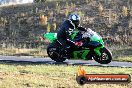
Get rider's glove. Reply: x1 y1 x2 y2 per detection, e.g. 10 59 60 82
75 41 83 47
77 27 87 32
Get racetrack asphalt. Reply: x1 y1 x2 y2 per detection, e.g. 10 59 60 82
0 56 132 67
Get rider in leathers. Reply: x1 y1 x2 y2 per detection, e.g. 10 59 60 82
57 13 81 58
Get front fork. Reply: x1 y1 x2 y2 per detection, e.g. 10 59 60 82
94 45 104 57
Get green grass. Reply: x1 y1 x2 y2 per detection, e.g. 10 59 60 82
0 48 48 57
114 57 132 62
0 62 132 88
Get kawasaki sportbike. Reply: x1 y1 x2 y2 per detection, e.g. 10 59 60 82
44 28 112 64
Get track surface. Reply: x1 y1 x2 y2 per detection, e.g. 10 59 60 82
0 56 132 67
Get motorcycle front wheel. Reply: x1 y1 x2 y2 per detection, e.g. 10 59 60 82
93 47 112 64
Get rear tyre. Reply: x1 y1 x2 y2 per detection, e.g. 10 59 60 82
47 42 66 62
93 47 112 64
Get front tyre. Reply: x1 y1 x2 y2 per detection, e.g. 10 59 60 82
47 42 66 62
93 47 112 64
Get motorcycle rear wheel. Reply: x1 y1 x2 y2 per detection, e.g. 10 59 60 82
47 42 66 62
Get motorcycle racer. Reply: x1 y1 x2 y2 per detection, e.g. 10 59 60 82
57 13 81 58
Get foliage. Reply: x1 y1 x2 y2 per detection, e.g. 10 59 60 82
47 23 51 32
39 14 48 25
98 3 103 14
52 22 57 31
122 6 128 16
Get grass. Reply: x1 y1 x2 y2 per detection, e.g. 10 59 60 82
0 61 132 88
114 57 132 62
0 48 48 57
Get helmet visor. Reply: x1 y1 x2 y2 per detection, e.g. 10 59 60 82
71 15 80 21
72 20 80 27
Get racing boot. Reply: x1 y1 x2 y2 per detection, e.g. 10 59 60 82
60 46 71 59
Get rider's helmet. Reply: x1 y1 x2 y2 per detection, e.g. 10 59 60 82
68 13 80 28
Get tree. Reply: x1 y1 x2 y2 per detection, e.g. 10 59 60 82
56 3 61 13
98 3 104 14
65 9 69 17
78 11 84 17
122 6 128 16
71 2 76 8
52 23 57 31
65 2 69 9
39 14 47 25
47 23 51 32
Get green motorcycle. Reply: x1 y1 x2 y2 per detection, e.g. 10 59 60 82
44 29 112 64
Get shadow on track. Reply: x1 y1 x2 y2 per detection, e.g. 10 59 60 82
0 60 94 67
0 60 67 65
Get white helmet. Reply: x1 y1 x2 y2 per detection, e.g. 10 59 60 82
68 13 80 21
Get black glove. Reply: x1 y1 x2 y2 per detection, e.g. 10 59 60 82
77 27 87 32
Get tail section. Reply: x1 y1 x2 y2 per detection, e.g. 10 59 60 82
44 33 57 42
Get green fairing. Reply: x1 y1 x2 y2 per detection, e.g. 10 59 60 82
94 46 103 56
71 31 79 39
90 32 104 45
90 32 104 56
44 30 105 60
73 50 90 59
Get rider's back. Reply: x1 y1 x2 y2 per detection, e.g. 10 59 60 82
57 20 74 40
